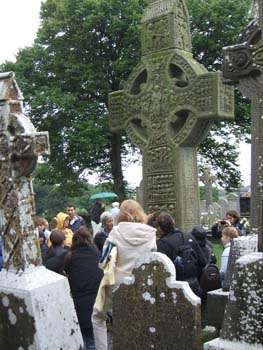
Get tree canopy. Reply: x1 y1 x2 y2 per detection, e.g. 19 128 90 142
1 0 251 194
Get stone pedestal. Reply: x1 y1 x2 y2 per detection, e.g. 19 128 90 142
207 289 229 330
0 266 84 350
207 235 258 330
204 253 263 350
223 235 258 291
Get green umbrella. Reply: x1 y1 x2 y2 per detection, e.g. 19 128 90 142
90 192 118 200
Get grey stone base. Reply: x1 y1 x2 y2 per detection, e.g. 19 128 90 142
0 266 84 350
204 338 263 350
207 289 229 329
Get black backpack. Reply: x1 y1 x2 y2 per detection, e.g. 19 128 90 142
199 263 221 293
174 233 198 281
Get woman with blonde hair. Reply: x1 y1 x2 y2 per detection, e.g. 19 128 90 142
92 199 157 350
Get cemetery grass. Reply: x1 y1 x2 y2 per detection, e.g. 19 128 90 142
213 243 222 268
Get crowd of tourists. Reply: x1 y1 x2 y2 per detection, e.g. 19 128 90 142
0 200 246 349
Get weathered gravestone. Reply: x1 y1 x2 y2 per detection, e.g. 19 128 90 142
211 203 222 223
0 72 83 350
223 0 263 249
112 252 201 350
205 1 263 348
109 0 234 231
223 234 258 291
207 235 258 330
218 198 229 220
205 253 263 350
226 193 240 216
200 165 217 211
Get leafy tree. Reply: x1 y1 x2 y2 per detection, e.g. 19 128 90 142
1 0 251 192
187 0 251 189
3 0 144 199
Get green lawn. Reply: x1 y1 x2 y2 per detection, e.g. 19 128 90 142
213 243 223 268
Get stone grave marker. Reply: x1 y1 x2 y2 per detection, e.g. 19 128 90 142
223 234 258 291
223 0 263 249
200 200 207 214
0 72 83 349
218 198 229 220
205 252 263 350
207 235 258 329
112 252 201 350
211 202 222 223
109 0 234 232
226 193 240 215
207 204 216 227
205 1 263 348
200 165 217 211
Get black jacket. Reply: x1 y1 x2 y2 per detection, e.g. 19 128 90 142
43 246 68 275
94 230 107 252
64 245 103 331
157 229 207 280
91 202 104 224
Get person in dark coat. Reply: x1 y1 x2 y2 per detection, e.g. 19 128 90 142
64 226 103 350
157 213 207 297
190 226 217 328
94 212 113 252
190 226 217 264
38 231 48 260
91 199 105 236
43 230 68 275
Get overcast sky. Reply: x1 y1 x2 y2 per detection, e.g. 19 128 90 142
0 0 42 64
0 0 251 187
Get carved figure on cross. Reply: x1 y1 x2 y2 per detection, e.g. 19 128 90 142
223 0 263 251
200 165 217 210
0 72 50 271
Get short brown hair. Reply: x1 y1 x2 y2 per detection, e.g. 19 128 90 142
50 230 66 247
157 213 175 234
72 226 93 248
222 226 239 239
117 200 148 224
36 217 49 228
226 210 240 224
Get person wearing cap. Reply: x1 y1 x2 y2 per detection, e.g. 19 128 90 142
190 226 217 264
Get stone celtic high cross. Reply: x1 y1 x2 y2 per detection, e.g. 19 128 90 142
200 165 217 211
0 72 50 271
109 0 234 230
223 0 263 251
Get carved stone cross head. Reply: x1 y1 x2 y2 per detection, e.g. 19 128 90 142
109 0 234 230
0 72 50 271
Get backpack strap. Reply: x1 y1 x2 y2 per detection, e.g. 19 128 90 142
174 231 186 258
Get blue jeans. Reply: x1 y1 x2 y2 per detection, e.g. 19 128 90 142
85 336 96 350
82 328 96 350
